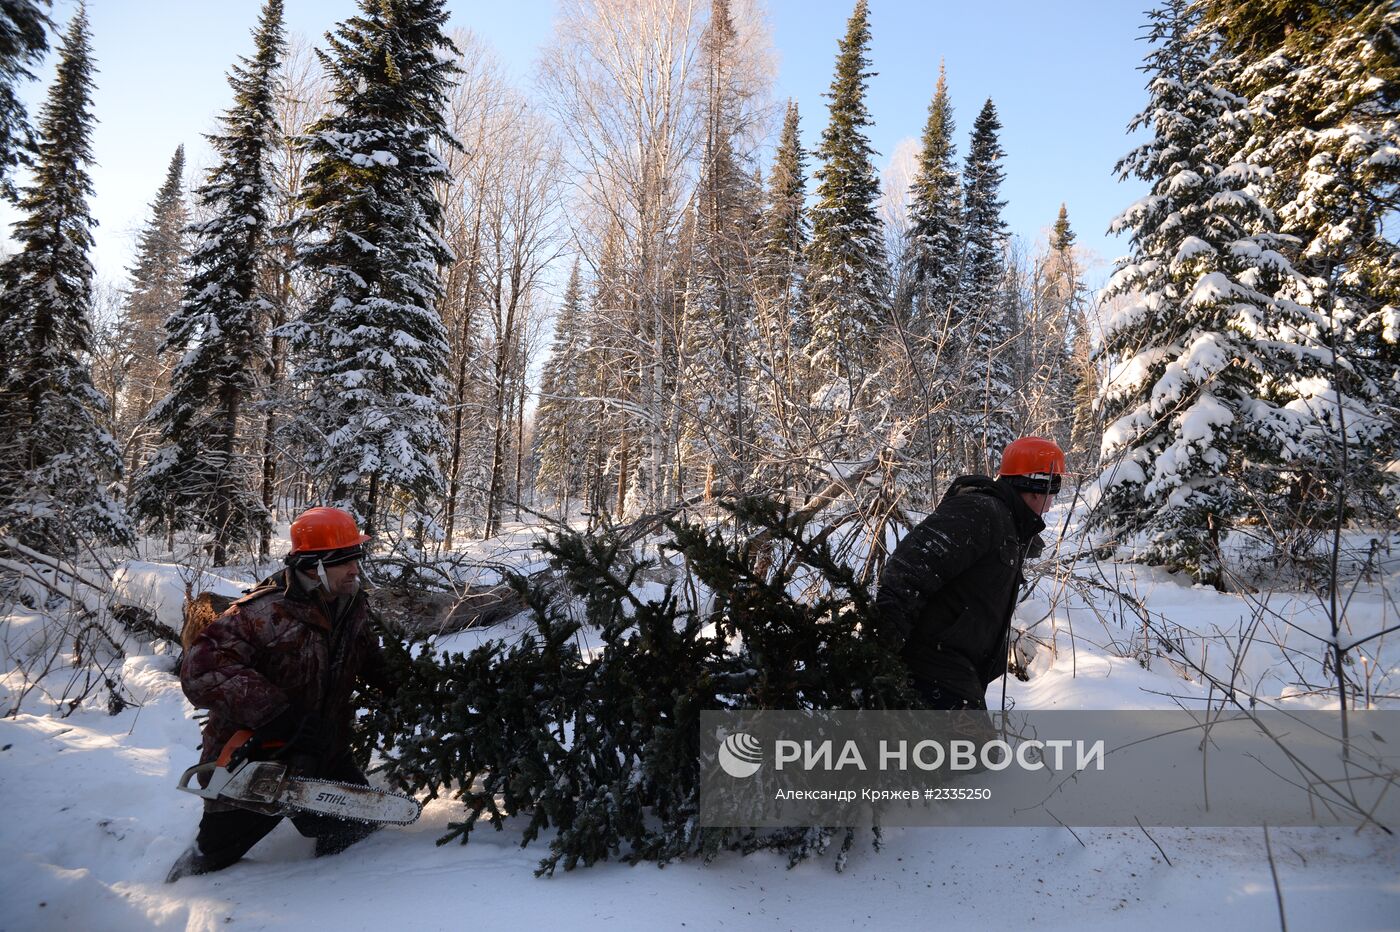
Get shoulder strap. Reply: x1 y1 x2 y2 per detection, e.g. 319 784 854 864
230 571 285 607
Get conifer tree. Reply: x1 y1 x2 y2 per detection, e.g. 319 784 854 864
115 145 188 476
1093 0 1362 585
0 0 49 202
1067 301 1100 471
534 261 590 511
957 101 1009 336
1096 0 1241 584
1200 0 1400 516
945 98 1013 473
754 100 814 490
362 497 914 874
133 0 284 564
0 5 131 551
906 63 961 333
805 0 889 381
758 100 809 330
894 64 963 497
1022 204 1080 451
1045 207 1099 468
1050 204 1073 252
289 0 459 534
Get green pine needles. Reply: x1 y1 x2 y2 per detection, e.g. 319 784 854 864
806 0 889 379
357 497 915 875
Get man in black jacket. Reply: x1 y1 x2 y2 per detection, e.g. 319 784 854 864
875 437 1066 710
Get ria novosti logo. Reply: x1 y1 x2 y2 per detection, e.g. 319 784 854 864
717 732 763 778
715 733 1108 779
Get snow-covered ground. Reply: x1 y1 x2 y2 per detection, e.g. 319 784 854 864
2 515 1397 931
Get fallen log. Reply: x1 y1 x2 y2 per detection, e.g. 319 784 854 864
373 583 526 638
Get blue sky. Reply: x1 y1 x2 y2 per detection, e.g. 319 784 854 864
4 0 1151 290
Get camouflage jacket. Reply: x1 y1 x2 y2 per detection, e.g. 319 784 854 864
180 568 388 768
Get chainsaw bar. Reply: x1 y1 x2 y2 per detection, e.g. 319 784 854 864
280 773 422 825
177 760 422 826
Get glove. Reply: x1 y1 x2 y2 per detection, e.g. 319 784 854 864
229 708 330 774
275 712 332 775
224 706 301 769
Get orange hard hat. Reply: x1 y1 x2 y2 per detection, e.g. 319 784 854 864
998 437 1067 492
288 507 371 556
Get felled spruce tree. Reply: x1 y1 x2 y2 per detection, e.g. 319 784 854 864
357 497 914 875
355 569 588 851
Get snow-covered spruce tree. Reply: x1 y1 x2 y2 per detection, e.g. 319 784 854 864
534 260 591 512
1058 207 1103 467
133 0 283 565
906 63 962 336
1067 301 1101 472
290 0 459 534
114 145 188 479
360 496 915 874
0 0 49 202
1200 0 1400 520
894 63 963 500
805 0 889 387
1094 0 1355 586
0 5 131 552
757 100 809 337
944 98 1014 475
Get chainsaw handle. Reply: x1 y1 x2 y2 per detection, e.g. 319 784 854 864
177 761 218 794
216 728 287 769
176 730 287 800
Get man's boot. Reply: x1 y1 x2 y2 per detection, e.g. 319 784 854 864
164 842 220 883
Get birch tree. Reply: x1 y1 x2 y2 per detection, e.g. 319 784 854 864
540 0 705 515
258 34 329 555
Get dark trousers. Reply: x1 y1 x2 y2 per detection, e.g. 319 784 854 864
195 756 380 870
911 677 988 711
910 678 999 776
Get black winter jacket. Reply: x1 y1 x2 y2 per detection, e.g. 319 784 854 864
875 475 1045 704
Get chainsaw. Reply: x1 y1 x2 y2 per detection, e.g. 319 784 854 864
176 729 421 826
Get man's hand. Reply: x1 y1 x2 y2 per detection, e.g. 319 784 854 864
225 707 300 769
233 708 331 774
276 712 331 774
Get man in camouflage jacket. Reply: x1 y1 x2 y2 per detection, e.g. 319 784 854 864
166 508 392 882
875 438 1064 711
